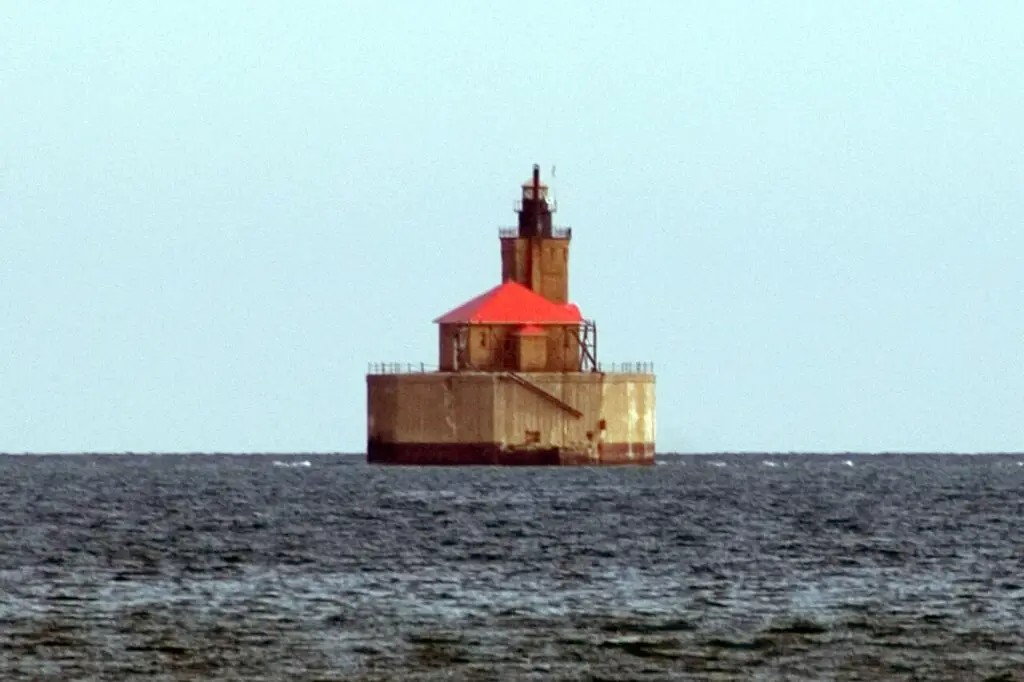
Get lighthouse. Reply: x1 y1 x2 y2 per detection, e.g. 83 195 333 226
366 165 655 465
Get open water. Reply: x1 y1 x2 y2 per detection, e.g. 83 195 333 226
0 453 1022 681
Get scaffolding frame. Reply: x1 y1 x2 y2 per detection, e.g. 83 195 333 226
568 320 598 372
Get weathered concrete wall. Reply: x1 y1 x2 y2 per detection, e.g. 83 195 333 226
544 325 581 372
538 239 569 304
437 324 582 373
367 373 494 445
516 333 547 371
491 372 655 454
468 326 499 369
500 238 528 285
368 371 655 463
438 325 455 370
597 373 657 448
438 325 506 371
499 236 570 304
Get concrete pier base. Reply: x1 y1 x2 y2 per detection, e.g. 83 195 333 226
366 371 655 466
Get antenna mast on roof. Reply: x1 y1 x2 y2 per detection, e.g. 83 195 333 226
551 164 557 209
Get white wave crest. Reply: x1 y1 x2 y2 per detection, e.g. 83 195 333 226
273 460 311 468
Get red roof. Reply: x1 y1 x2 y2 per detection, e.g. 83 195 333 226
434 280 583 325
515 324 546 336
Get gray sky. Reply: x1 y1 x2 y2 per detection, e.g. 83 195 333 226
2 3 1022 453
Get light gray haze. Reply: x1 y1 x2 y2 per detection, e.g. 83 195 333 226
2 3 1022 453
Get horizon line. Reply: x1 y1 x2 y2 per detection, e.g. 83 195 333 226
2 451 1023 457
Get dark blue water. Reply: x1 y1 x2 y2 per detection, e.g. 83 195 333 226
1 453 1022 680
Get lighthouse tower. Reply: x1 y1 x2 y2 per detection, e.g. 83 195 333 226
501 165 570 303
366 165 655 465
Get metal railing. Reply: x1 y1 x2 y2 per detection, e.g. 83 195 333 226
597 362 655 374
368 361 654 375
497 226 572 239
367 362 438 375
513 199 559 213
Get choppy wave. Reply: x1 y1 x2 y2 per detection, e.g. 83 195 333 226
1 452 1022 680
273 460 311 468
